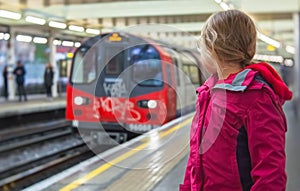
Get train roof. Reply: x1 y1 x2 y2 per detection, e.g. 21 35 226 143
79 32 198 53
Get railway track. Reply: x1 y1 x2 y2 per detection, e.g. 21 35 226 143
0 120 72 153
0 117 112 191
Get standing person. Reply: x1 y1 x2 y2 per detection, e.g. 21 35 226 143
180 10 292 191
44 63 54 100
2 65 8 100
13 60 27 102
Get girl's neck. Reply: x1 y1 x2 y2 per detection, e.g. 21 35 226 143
217 62 243 80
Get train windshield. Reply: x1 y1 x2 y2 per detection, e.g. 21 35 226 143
105 46 124 75
131 45 162 86
71 46 97 84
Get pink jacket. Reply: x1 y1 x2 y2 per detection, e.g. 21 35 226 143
180 62 292 191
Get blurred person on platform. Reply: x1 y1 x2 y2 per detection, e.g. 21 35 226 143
13 60 27 102
2 65 8 100
44 63 54 100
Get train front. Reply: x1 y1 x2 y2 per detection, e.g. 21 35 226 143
66 33 177 139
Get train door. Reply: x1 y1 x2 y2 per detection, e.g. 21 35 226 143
179 52 199 112
94 33 139 125
161 47 187 114
171 50 187 114
95 34 130 98
102 45 128 97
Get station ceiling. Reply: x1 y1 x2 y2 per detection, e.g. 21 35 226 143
0 0 298 57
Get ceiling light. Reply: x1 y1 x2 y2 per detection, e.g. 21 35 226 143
285 45 295 54
0 10 21 20
284 58 294 66
16 35 32 42
0 33 5 40
254 54 283 63
33 37 48 44
257 32 281 48
220 2 230 10
228 3 235 9
62 40 74 47
74 42 81 47
0 33 10 40
53 39 62 46
86 28 100 35
49 21 67 29
4 33 10 40
25 16 46 25
68 25 84 32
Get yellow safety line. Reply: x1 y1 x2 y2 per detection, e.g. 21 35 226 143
159 117 193 138
59 117 193 191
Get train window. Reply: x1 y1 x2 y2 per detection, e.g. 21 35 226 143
71 47 97 84
182 64 191 84
180 52 200 85
132 59 162 86
105 51 124 75
131 45 162 87
189 65 200 84
182 65 200 84
105 47 124 75
183 65 190 76
163 47 180 86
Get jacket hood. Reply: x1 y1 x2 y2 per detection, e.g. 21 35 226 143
200 62 292 101
246 62 292 100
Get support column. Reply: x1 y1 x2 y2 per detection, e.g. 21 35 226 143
293 13 300 117
7 28 16 101
49 34 58 98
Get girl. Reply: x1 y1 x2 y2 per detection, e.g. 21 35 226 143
180 10 292 191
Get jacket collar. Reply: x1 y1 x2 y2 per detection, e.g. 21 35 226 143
213 68 257 92
196 74 218 93
196 68 257 94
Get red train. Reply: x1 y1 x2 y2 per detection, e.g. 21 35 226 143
66 32 205 141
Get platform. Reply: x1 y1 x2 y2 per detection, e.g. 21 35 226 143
152 101 300 191
0 94 66 118
23 101 299 191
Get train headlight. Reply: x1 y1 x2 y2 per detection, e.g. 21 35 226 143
74 96 90 105
138 100 157 109
147 100 157 109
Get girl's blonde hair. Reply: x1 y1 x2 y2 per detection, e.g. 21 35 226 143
199 10 257 67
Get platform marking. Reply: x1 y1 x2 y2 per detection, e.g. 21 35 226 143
159 118 192 138
59 117 192 191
